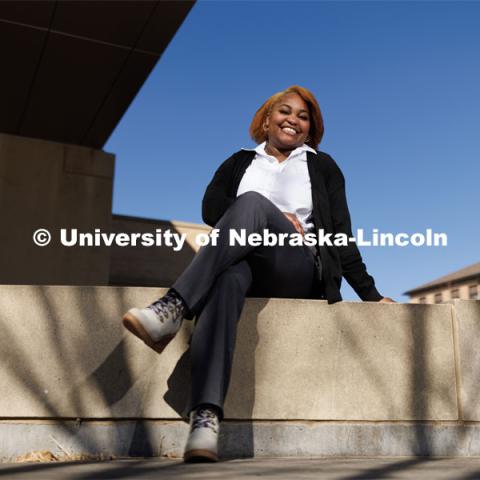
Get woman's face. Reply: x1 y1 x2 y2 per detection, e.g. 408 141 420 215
265 93 311 150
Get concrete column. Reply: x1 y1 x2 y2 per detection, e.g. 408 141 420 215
0 133 114 285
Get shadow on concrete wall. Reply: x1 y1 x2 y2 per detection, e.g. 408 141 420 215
0 285 162 458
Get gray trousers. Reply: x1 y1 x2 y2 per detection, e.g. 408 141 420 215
173 191 317 418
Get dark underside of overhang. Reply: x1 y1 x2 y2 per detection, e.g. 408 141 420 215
0 0 194 149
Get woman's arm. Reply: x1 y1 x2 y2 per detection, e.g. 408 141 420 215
325 156 384 302
202 153 238 227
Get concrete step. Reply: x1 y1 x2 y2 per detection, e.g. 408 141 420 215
0 285 479 460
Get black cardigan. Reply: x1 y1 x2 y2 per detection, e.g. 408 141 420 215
201 149 383 304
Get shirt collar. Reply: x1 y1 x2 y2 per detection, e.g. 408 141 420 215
242 141 317 159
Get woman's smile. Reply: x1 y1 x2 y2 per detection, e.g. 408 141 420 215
280 126 299 136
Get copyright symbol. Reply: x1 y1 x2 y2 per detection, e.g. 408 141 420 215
33 228 51 246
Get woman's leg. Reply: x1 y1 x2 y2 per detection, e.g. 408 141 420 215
187 197 316 418
173 191 315 315
183 261 252 463
183 193 316 462
189 260 252 419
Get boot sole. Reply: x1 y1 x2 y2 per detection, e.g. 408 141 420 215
122 312 174 354
184 449 218 463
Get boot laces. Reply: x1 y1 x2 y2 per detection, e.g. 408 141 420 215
148 292 184 323
192 408 219 434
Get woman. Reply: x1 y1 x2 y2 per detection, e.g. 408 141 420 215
122 85 394 463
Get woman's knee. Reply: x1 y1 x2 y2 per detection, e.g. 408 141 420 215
236 191 273 208
234 191 279 217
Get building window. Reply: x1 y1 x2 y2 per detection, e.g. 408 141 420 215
434 292 442 304
451 288 460 299
470 285 478 300
419 296 426 304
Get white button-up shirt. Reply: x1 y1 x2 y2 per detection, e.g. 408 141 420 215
237 141 316 232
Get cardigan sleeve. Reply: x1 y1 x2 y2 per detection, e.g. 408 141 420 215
326 157 383 302
202 153 237 227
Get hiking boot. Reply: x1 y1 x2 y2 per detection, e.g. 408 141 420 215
184 406 220 463
122 289 186 354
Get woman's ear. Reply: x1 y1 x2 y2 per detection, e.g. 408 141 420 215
263 114 270 131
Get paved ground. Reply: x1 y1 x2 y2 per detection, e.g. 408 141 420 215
2 457 480 479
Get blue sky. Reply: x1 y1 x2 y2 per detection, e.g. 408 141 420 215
106 0 480 301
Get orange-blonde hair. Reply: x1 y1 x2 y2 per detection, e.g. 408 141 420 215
249 85 324 149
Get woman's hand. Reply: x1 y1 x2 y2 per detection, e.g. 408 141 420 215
282 212 304 236
379 297 397 303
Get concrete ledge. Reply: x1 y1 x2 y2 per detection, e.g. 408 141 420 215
0 286 478 458
4 421 480 461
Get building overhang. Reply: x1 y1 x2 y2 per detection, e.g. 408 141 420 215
0 0 195 148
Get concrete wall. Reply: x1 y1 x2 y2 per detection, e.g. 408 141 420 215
0 286 479 459
0 133 114 285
